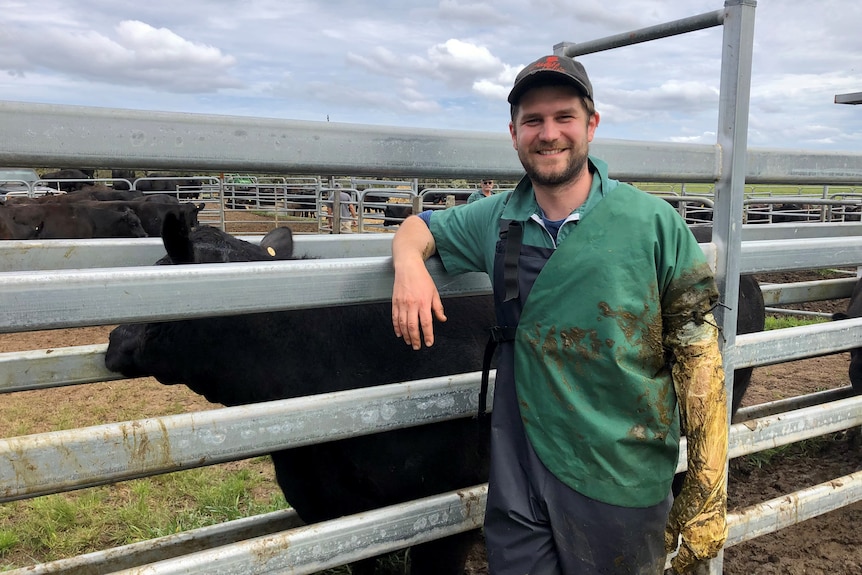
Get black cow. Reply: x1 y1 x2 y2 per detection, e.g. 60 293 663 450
40 169 95 192
688 225 766 415
382 204 412 226
832 277 862 392
5 186 144 204
0 207 40 239
0 203 147 239
135 172 204 199
3 194 202 237
110 169 137 191
105 214 493 575
72 187 146 202
771 203 819 223
78 199 203 237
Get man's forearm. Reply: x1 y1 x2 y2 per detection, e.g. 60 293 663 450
392 215 436 266
665 320 729 573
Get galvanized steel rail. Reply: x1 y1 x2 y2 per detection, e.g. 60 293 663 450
0 373 490 502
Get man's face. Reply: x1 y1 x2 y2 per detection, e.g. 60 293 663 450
508 84 599 187
481 179 494 193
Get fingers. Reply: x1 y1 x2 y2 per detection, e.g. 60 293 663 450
394 303 423 350
392 296 445 350
423 292 447 346
670 541 699 574
665 525 680 555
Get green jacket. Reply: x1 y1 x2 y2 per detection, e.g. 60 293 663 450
429 157 718 506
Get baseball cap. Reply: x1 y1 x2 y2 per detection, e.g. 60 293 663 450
507 55 593 105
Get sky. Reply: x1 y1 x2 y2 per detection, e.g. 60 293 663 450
2 1 861 152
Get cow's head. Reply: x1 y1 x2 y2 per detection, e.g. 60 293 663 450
159 212 295 265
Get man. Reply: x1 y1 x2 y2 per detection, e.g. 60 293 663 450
390 54 728 574
468 178 495 203
326 183 357 233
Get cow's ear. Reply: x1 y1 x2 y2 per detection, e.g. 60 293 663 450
260 227 294 260
161 212 195 263
833 312 849 321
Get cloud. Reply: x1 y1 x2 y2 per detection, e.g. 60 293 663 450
473 79 509 99
0 19 240 93
349 38 519 103
346 47 422 78
530 0 661 30
426 40 502 82
667 132 717 145
437 0 511 25
608 80 719 114
398 79 443 113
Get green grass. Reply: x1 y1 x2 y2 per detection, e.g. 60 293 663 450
764 314 828 330
737 432 844 470
0 460 287 570
633 182 853 199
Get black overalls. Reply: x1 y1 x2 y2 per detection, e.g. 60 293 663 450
482 221 671 575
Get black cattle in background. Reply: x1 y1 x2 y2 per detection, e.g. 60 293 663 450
40 169 95 192
78 199 203 237
110 169 137 191
105 214 494 575
3 191 203 237
0 202 147 239
111 171 203 198
423 192 444 205
382 203 412 226
0 207 41 239
832 277 862 392
361 192 387 215
771 203 820 223
135 172 204 199
5 186 144 204
688 225 767 415
77 188 146 202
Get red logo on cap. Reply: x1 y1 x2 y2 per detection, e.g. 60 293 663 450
532 55 563 72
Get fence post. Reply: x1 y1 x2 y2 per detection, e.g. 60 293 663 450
708 1 757 573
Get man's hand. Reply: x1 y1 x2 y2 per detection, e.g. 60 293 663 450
664 470 727 573
392 261 446 349
391 216 445 349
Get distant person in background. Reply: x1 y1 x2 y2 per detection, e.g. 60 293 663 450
326 184 357 233
468 178 495 203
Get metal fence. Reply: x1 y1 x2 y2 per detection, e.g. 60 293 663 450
2 1 862 574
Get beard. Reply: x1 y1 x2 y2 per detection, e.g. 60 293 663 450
518 143 589 187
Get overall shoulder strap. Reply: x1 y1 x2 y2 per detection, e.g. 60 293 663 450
480 213 522 420
498 219 523 302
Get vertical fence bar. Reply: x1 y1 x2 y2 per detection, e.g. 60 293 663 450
708 1 757 573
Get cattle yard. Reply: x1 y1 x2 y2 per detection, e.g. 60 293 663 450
2 3 862 575
6 171 862 237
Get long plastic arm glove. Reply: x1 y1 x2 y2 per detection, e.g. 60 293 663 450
664 316 729 574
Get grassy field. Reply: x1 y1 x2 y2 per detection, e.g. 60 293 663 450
0 461 286 569
634 182 860 197
0 372 290 571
